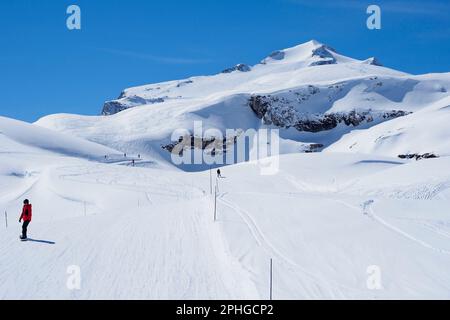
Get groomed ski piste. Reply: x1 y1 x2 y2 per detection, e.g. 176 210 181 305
1 40 450 299
1 116 450 299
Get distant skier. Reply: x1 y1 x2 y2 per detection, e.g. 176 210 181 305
19 199 32 241
217 169 222 178
132 159 135 167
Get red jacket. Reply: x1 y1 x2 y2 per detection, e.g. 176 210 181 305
20 204 32 222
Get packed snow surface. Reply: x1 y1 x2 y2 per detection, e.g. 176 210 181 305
1 117 450 299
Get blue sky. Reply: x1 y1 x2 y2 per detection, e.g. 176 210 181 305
1 0 449 122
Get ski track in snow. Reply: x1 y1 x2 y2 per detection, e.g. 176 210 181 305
0 161 260 299
2 147 450 298
218 193 364 298
280 168 450 258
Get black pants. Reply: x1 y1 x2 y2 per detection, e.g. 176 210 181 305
22 221 30 239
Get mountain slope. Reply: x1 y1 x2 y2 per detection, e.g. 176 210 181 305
0 116 121 160
100 40 407 116
326 95 450 158
35 40 450 169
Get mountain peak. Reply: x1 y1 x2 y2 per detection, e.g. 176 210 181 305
297 39 330 49
261 40 339 66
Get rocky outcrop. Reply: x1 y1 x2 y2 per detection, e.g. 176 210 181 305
398 153 438 160
364 57 383 66
221 64 251 74
248 94 410 133
102 96 165 115
249 95 272 118
162 134 327 156
305 143 324 153
162 134 238 156
309 59 336 66
312 44 337 57
176 80 194 87
102 101 129 115
261 50 286 64
309 45 337 66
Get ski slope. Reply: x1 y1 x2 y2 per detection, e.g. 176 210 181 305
1 119 450 299
1 40 450 299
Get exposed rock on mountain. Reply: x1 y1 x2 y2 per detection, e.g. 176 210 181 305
103 96 165 115
261 50 286 64
221 64 251 74
398 153 439 160
309 45 337 66
249 94 410 133
363 57 383 66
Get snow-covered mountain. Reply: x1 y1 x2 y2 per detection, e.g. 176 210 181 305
2 40 450 299
36 40 450 168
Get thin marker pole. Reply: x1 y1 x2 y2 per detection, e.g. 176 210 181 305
216 177 219 194
214 186 217 222
210 167 212 195
270 258 273 301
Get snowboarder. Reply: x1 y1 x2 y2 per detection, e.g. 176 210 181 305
217 169 222 178
19 199 32 241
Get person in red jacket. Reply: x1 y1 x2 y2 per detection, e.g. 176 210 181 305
19 199 32 240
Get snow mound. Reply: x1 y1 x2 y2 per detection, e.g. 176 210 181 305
0 116 120 160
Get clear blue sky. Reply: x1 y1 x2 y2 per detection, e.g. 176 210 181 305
1 0 449 122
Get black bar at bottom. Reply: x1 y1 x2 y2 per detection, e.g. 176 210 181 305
0 300 447 319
